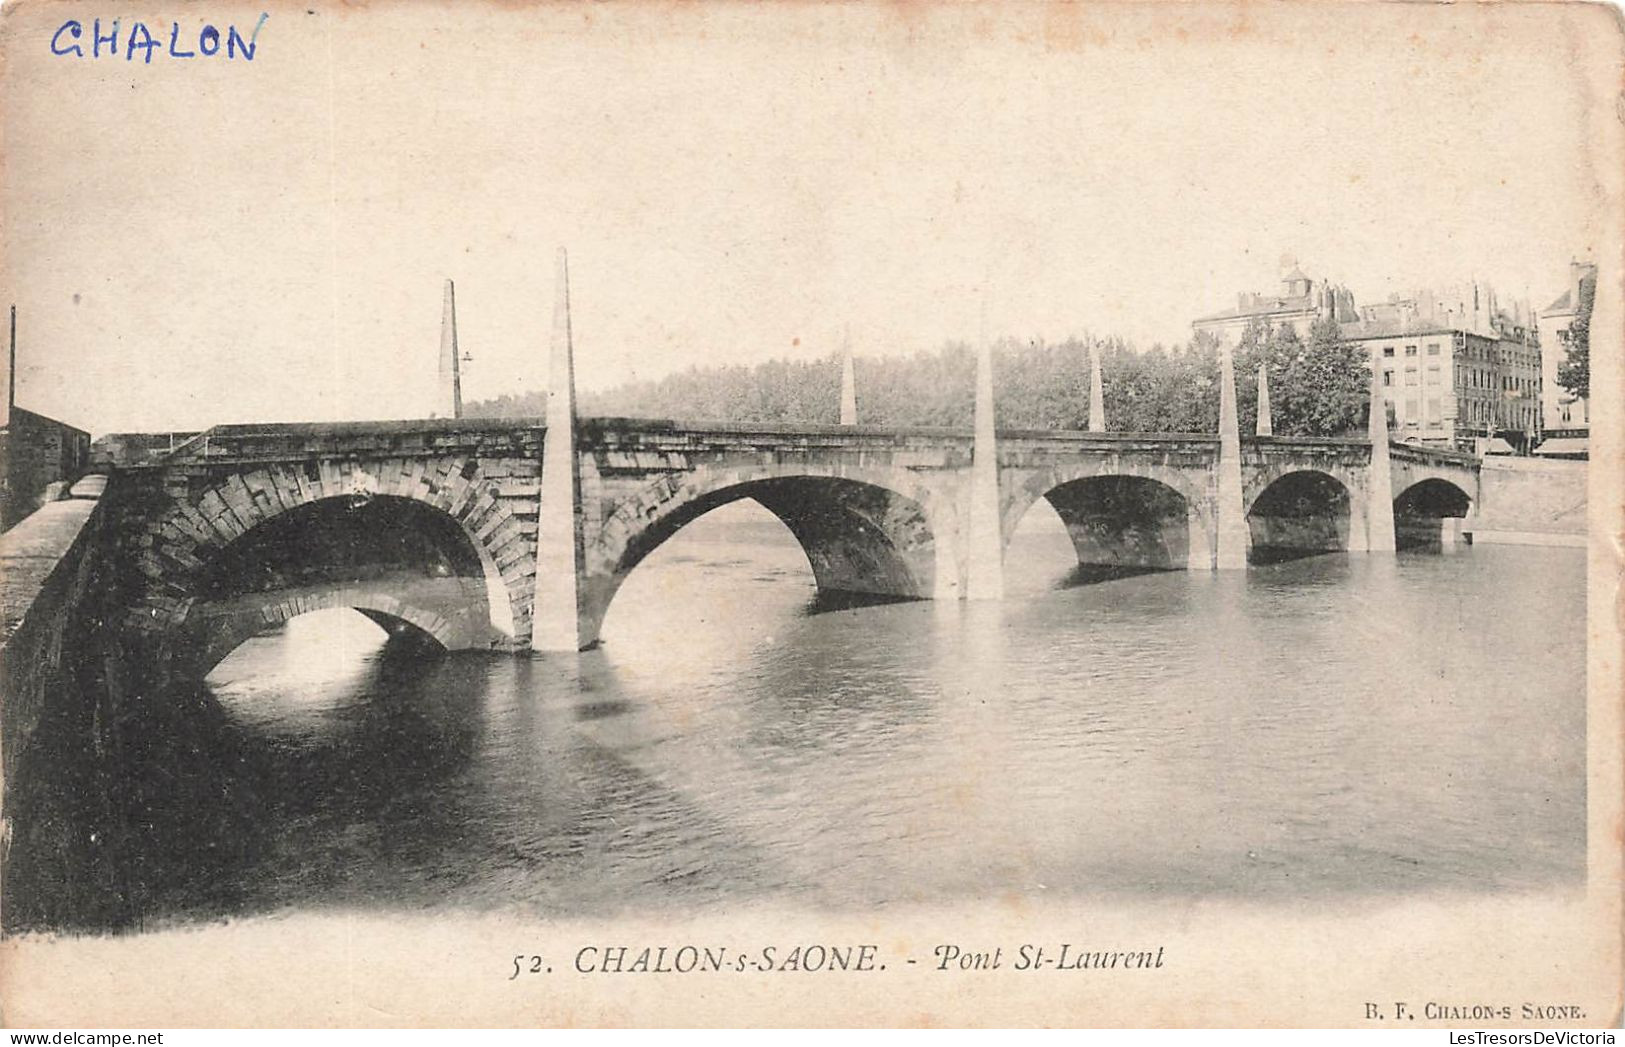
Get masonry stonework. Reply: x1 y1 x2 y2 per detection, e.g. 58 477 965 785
81 418 1480 664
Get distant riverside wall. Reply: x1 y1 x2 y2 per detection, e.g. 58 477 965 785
89 430 203 469
1467 457 1587 545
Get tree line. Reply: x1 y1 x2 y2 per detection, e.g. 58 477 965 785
466 316 1371 437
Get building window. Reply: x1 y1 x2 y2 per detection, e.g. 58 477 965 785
1383 346 1396 358
1426 362 1440 383
1427 342 1441 355
1427 398 1441 425
1404 398 1419 424
1405 345 1419 357
1405 366 1418 386
1383 370 1394 387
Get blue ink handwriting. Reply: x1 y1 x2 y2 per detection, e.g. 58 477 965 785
52 13 267 63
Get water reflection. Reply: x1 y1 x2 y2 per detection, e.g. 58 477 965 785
25 500 1587 931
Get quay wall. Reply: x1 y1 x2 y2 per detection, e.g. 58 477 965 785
0 475 130 930
1466 457 1587 546
0 479 107 789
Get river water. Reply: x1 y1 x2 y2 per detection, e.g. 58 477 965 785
111 503 1584 928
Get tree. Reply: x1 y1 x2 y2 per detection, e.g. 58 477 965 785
1271 317 1369 436
1557 269 1594 402
468 318 1365 436
1233 318 1289 435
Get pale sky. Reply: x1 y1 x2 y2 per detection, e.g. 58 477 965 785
1 1 1617 434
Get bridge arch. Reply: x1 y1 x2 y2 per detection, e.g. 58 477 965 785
1393 477 1473 550
130 459 526 673
182 587 464 680
582 462 956 646
1387 447 1482 505
1002 463 1212 575
1244 469 1361 564
1393 477 1473 515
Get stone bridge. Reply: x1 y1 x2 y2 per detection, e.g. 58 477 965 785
85 251 1479 675
99 413 1478 675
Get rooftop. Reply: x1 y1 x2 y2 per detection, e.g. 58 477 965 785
1193 295 1318 325
1541 289 1573 315
1338 319 1457 340
2 405 90 438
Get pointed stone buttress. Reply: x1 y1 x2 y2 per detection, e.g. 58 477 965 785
966 333 1005 599
1213 343 1250 569
839 329 858 425
1256 363 1273 437
438 279 463 420
1363 349 1397 553
531 249 587 651
1088 344 1106 433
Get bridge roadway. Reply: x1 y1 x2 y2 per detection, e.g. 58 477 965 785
89 415 1480 673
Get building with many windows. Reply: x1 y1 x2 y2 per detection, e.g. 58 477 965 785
1193 262 1546 452
1339 313 1541 453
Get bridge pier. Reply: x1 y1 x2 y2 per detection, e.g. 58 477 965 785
1186 503 1213 571
532 248 587 652
933 513 963 600
1345 506 1370 553
966 333 1005 599
1213 344 1250 569
1364 354 1398 554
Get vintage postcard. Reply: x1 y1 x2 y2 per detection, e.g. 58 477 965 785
0 0 1620 1029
